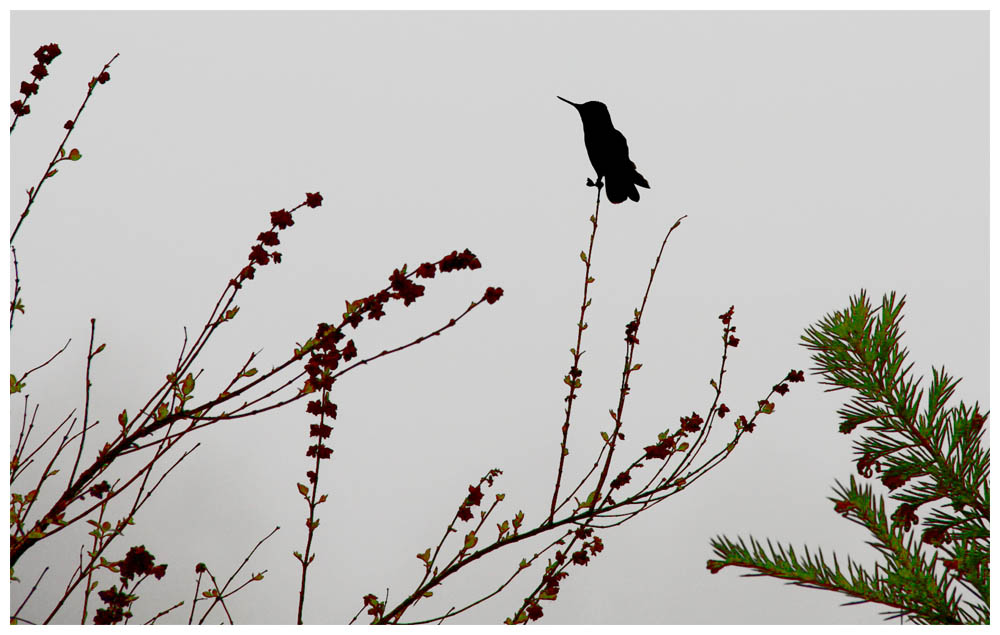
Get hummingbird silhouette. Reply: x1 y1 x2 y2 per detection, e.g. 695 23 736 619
558 96 650 204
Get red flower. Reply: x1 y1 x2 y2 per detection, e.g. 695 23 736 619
680 412 703 432
64 120 74 130
773 383 789 396
30 63 48 80
34 43 61 65
484 286 504 304
439 248 482 272
257 230 280 246
119 546 157 582
249 244 270 265
465 484 483 507
786 369 805 383
415 262 436 279
97 70 111 84
389 269 425 306
89 481 111 499
457 505 473 522
10 100 29 116
270 208 294 229
305 192 323 208
624 319 639 345
19 81 38 96
644 443 669 460
727 335 740 347
717 404 730 418
609 470 631 490
525 602 543 621
718 306 734 325
310 423 333 439
306 443 333 460
342 340 357 362
571 550 590 566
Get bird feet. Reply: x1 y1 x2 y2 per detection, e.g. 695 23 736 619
586 176 604 190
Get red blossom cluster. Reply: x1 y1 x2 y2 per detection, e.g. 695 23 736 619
624 319 639 345
302 322 353 465
522 528 604 622
680 412 704 433
343 248 488 329
88 480 111 499
439 248 482 272
232 193 323 288
457 484 483 522
93 545 167 625
10 43 61 118
456 469 501 522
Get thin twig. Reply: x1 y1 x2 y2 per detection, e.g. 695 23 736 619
11 53 120 243
549 182 602 524
12 566 49 621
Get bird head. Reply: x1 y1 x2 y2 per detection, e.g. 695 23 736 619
557 96 613 127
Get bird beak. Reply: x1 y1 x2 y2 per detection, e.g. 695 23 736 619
557 96 580 109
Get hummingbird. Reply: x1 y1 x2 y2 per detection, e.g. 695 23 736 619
558 96 650 204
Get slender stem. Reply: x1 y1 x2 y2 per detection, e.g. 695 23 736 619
549 182 602 523
11 54 119 243
69 319 97 488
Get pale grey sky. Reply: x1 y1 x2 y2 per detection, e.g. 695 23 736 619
10 11 988 625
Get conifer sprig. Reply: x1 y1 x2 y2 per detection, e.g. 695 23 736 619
707 291 989 624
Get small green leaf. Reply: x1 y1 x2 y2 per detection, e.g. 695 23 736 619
464 531 478 550
416 548 431 564
181 373 195 396
68 148 82 161
579 251 588 263
243 368 258 377
297 483 309 496
10 374 25 394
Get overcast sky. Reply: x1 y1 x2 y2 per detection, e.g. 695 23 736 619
9 10 988 626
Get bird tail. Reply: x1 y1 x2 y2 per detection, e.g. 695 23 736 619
605 179 633 204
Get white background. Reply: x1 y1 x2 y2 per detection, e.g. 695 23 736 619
9 10 988 625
